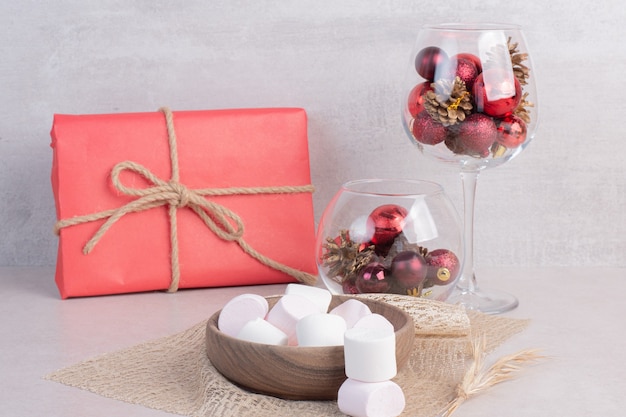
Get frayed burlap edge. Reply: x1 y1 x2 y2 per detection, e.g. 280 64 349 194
44 299 531 417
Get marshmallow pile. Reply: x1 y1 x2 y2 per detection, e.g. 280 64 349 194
217 284 406 417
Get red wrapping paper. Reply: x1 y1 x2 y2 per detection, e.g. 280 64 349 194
51 108 317 298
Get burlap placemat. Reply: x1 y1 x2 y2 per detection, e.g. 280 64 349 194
45 297 537 417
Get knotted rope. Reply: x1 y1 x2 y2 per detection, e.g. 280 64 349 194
54 107 318 292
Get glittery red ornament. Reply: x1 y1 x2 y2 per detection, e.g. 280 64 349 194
473 69 522 117
496 114 527 148
356 262 391 293
411 110 447 145
415 46 449 81
391 251 427 290
457 113 498 157
407 82 433 117
368 204 408 247
452 56 480 90
426 249 460 286
452 53 482 73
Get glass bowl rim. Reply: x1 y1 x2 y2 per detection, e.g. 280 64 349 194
340 178 445 197
422 22 522 32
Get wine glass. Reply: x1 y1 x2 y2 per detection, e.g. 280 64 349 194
401 23 538 313
316 179 463 301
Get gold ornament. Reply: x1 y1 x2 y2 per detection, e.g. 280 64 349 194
491 142 507 158
406 287 420 297
406 284 432 298
436 267 452 283
424 76 473 126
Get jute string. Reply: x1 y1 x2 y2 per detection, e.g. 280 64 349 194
54 107 318 291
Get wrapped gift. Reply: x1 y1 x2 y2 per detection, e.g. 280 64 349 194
51 107 318 299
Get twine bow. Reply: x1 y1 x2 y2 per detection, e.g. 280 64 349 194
54 107 318 292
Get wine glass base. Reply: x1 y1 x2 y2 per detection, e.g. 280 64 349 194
447 287 518 314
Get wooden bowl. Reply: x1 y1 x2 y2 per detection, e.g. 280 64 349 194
205 294 414 400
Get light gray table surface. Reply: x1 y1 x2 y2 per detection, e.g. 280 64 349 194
1 266 624 416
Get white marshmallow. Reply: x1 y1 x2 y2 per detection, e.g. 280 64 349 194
353 313 395 334
217 293 269 338
344 327 397 382
296 313 347 347
265 294 320 346
337 378 405 417
236 317 288 345
330 299 372 329
285 283 333 313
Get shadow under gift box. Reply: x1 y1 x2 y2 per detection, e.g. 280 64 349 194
50 108 317 299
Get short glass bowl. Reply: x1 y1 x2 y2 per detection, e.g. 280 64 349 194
316 179 463 301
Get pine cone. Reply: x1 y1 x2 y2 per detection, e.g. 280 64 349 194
322 230 375 283
514 91 534 124
507 37 530 86
423 76 473 126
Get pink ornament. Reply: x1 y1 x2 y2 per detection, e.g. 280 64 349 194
414 46 449 81
457 113 497 157
452 56 480 90
411 111 447 145
407 82 432 117
496 115 527 148
472 69 522 117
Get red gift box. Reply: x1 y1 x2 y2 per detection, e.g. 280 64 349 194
51 107 318 299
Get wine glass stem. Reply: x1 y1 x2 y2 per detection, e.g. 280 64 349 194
458 169 480 294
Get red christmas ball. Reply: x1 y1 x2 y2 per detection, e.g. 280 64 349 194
411 111 447 145
473 69 522 117
415 46 449 81
452 53 482 73
356 262 392 293
407 82 432 117
496 114 527 148
456 113 497 157
391 251 427 290
426 249 460 286
368 204 408 247
452 56 480 90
